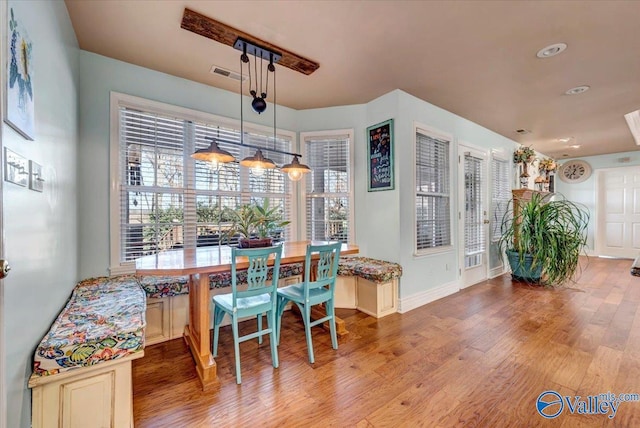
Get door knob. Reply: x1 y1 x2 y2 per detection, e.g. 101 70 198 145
0 260 10 279
483 219 490 224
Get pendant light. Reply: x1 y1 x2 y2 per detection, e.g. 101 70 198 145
281 155 311 181
240 148 276 176
191 139 235 171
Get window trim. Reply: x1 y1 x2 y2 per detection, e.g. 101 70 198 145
109 92 297 273
413 122 455 257
299 129 355 243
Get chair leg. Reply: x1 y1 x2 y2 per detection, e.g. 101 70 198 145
257 313 263 345
302 304 315 364
212 305 223 357
326 300 338 350
275 295 287 345
232 314 242 384
267 309 279 369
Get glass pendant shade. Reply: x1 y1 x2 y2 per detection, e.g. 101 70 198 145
191 140 235 165
281 155 311 181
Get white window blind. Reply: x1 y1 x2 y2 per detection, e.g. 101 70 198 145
464 153 485 268
304 134 352 242
415 131 451 251
116 104 293 264
491 156 511 241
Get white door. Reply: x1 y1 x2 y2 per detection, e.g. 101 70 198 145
459 146 489 287
596 166 640 258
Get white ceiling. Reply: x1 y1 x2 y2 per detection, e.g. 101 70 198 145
64 0 640 159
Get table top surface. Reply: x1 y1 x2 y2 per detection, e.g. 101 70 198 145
135 241 359 276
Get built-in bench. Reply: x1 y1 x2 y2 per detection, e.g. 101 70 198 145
335 256 402 318
141 263 304 345
28 275 146 428
632 255 640 277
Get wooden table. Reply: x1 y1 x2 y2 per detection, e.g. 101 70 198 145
135 241 359 389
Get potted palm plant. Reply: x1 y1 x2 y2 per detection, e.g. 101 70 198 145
498 192 589 286
222 199 290 248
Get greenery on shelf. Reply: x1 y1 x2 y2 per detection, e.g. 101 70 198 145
498 192 589 286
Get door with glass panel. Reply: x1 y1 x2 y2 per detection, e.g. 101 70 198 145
459 146 489 288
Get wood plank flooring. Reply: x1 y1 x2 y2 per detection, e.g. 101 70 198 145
133 257 640 427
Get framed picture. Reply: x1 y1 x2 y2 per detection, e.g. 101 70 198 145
5 6 35 140
367 119 394 191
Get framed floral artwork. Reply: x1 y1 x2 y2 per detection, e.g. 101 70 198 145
5 6 34 140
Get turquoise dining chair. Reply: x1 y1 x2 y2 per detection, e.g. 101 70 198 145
212 245 282 384
276 242 341 364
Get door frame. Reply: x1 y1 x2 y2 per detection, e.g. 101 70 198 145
0 2 6 426
458 142 490 288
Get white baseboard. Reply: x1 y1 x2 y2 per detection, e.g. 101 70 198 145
397 280 459 314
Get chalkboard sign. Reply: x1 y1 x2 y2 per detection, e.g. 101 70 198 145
367 119 394 191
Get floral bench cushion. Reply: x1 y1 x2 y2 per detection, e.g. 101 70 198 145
138 263 304 298
32 276 146 377
138 275 189 298
338 256 403 284
208 262 303 289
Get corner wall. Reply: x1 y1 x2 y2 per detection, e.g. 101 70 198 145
1 2 79 427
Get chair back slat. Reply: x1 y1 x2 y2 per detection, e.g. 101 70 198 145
304 242 341 295
232 246 282 302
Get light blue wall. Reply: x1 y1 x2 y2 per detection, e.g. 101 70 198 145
396 91 518 300
78 51 298 278
2 1 79 427
555 151 640 252
77 53 520 307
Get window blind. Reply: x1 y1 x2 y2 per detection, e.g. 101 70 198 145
117 106 292 263
415 131 451 251
491 156 511 241
304 135 351 242
464 154 485 268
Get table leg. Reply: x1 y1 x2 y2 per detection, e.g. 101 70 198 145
183 273 218 390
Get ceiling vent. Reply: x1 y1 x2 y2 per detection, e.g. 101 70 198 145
515 129 531 135
210 65 246 81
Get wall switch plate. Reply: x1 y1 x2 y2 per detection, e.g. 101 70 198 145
4 147 28 187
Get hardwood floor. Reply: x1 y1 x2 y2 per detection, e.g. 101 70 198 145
133 257 640 427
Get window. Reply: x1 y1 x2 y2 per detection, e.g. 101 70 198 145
490 155 511 241
415 127 451 253
302 131 354 243
110 93 295 272
489 153 511 275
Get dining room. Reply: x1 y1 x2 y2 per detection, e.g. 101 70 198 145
3 2 640 428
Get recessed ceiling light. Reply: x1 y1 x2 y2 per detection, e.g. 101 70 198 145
515 129 531 135
558 137 572 143
565 85 590 95
570 145 581 149
536 43 567 59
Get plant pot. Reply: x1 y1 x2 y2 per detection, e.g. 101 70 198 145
238 237 273 248
506 250 542 282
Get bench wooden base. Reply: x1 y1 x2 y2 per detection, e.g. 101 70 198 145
29 353 143 428
335 276 398 318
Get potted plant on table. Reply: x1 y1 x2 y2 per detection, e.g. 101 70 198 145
498 192 589 286
222 199 290 248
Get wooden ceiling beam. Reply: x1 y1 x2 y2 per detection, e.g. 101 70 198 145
181 8 319 75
